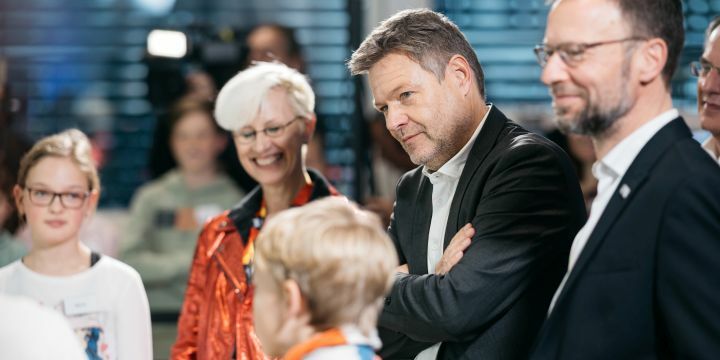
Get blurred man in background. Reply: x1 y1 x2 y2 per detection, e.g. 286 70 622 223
246 24 326 174
694 15 720 164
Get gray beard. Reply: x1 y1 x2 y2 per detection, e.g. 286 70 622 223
557 99 628 137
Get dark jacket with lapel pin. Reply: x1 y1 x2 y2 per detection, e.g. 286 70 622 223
531 118 720 359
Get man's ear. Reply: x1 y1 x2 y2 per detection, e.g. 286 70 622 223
636 38 668 84
445 54 474 96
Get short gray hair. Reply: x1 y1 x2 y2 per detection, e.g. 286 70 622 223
348 8 485 98
214 62 315 131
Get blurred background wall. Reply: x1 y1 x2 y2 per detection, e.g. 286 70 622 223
1 0 364 205
1 0 713 208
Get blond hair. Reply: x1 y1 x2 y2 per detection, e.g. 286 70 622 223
214 61 315 132
255 197 397 335
17 129 100 193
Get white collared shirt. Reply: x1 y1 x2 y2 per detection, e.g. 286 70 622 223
414 105 490 360
702 136 720 165
547 108 679 315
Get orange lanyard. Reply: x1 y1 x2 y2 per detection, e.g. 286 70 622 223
242 207 264 266
283 328 347 360
283 328 380 360
241 182 314 267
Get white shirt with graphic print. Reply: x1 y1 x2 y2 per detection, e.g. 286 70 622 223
0 256 152 360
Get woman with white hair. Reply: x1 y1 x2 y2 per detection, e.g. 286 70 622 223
171 62 339 360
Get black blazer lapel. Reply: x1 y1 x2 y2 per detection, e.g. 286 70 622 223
443 105 509 247
411 176 433 274
229 186 263 242
552 117 692 310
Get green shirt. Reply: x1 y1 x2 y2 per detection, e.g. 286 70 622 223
120 170 244 311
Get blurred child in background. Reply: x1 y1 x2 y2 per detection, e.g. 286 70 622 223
0 171 26 267
121 98 243 313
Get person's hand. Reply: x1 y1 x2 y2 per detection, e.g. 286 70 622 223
397 264 409 274
435 223 475 275
174 208 199 231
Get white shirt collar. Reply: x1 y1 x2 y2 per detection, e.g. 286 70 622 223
422 104 492 181
702 136 720 165
339 325 382 350
547 108 678 316
595 108 679 182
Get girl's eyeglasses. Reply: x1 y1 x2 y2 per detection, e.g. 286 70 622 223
24 187 89 209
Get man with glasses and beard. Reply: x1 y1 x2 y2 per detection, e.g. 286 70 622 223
693 16 720 165
530 0 720 358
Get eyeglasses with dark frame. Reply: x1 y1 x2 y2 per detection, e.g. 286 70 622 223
24 187 90 209
534 37 647 68
234 116 305 144
690 60 720 78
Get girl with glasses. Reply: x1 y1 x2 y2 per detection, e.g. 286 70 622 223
0 129 152 360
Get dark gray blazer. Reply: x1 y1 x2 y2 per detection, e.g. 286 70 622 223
530 118 720 359
379 106 586 359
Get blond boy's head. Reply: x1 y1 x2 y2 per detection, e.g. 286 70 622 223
252 197 397 356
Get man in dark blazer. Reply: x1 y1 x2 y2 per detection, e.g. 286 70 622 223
532 0 720 358
348 9 586 360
